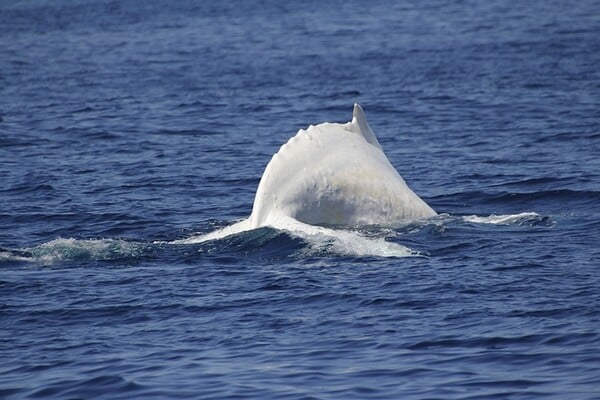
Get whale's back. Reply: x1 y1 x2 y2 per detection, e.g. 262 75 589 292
249 105 436 228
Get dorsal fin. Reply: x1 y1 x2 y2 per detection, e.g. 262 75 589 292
352 103 382 150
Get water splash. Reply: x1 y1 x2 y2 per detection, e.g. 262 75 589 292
462 212 551 226
1 238 148 265
1 212 553 265
173 216 415 258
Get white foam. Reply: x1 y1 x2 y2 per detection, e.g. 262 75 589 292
171 219 252 244
271 216 415 258
0 251 32 263
173 216 415 258
462 212 541 225
6 238 146 264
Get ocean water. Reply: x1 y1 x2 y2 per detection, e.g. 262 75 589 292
1 0 599 398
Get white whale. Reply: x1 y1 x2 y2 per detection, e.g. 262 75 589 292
248 103 436 228
176 104 436 256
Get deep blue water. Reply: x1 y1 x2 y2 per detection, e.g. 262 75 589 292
1 0 600 398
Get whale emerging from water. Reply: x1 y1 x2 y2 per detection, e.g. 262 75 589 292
248 104 436 228
175 104 436 252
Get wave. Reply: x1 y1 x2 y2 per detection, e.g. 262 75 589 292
172 216 416 258
0 211 553 265
433 189 599 207
0 238 149 265
462 212 552 226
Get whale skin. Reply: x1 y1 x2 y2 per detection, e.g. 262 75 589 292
248 104 436 228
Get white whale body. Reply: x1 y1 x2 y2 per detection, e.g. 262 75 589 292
175 104 436 257
248 103 436 228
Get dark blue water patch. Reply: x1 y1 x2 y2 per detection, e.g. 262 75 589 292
28 375 143 399
429 189 599 216
210 227 305 257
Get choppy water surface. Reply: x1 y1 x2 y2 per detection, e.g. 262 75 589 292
1 1 599 398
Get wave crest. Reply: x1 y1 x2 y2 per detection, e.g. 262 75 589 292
462 212 552 226
1 238 147 265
